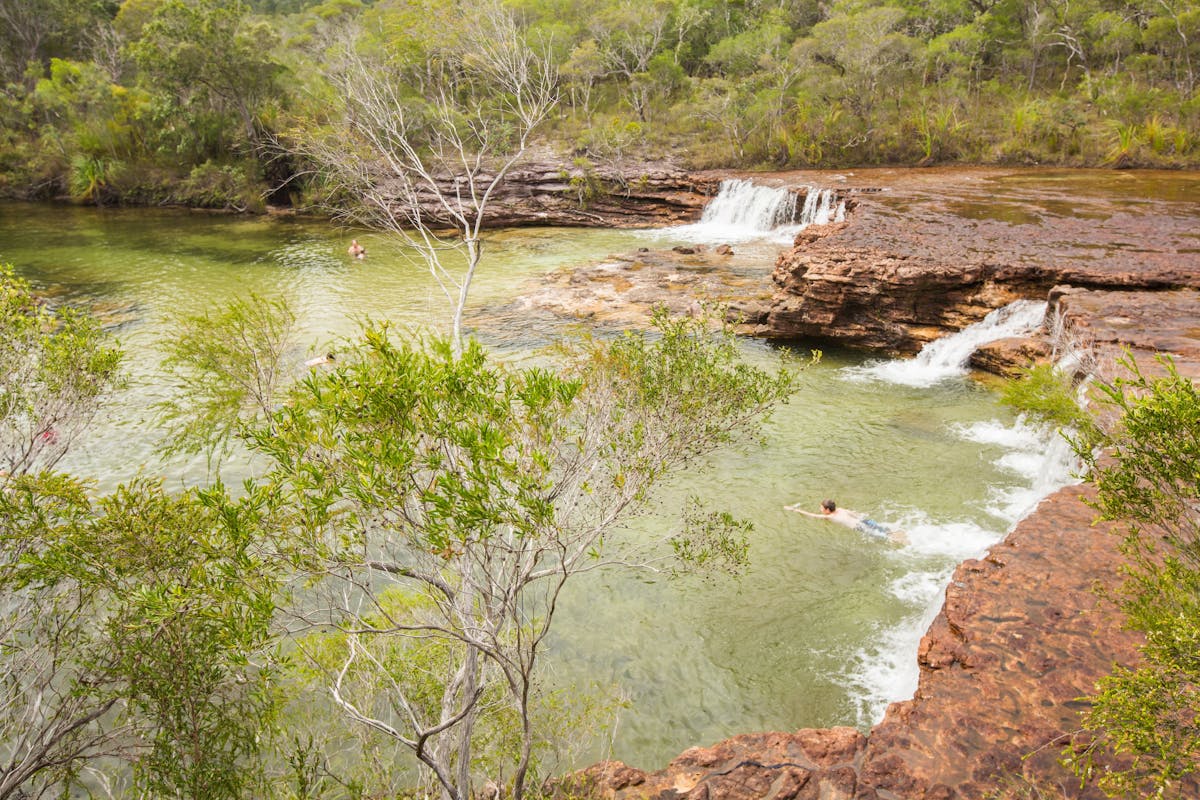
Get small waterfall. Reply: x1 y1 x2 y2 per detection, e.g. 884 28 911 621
847 300 1048 387
844 315 1085 726
670 179 844 244
849 408 1081 727
698 179 798 231
798 187 844 227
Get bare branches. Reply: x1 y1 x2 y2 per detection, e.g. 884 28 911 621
288 0 558 353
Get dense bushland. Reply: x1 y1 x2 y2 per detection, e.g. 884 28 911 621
1 0 1197 206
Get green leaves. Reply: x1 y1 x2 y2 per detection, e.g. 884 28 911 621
156 292 296 470
1066 355 1200 796
243 305 800 800
0 265 123 479
1082 355 1200 539
0 474 281 800
258 328 571 564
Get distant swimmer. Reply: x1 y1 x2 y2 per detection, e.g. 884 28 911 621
784 498 908 545
305 353 335 368
348 239 366 259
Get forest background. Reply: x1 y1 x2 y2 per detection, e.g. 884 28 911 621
1 0 1198 210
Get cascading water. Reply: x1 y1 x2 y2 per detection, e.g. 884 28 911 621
669 179 844 243
840 299 1081 726
699 179 798 230
799 186 843 227
846 300 1048 387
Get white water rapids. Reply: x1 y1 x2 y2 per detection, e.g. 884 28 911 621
670 178 844 244
837 300 1081 725
845 300 1049 387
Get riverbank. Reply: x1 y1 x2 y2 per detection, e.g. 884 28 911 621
560 481 1148 799
550 169 1200 798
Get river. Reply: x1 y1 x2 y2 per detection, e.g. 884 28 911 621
0 187 1073 771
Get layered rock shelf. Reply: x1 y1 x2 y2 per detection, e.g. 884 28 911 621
529 168 1200 799
559 483 1153 799
761 169 1200 374
391 152 721 229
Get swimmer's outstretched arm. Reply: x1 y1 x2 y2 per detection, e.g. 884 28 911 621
784 505 823 518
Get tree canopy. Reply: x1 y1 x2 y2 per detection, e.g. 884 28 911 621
1 0 1196 205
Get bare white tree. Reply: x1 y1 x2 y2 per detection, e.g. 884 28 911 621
290 1 558 354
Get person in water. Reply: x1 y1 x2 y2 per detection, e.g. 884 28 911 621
304 352 335 368
784 498 908 544
348 239 366 259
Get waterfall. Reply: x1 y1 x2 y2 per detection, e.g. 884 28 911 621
847 300 1048 387
844 299 1081 726
698 179 797 230
669 179 844 244
798 186 843 227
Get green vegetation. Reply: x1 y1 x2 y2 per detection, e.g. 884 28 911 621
0 266 280 800
0 255 801 798
1064 357 1200 798
1003 356 1200 795
1000 362 1097 437
2 0 1198 206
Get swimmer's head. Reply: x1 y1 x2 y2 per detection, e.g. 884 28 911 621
821 499 837 513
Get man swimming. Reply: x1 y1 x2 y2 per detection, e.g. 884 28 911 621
784 498 908 544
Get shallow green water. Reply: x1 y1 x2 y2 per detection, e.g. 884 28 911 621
0 201 1058 770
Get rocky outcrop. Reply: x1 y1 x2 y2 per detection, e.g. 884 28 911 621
557 482 1198 799
764 221 1039 352
762 170 1200 355
558 729 867 800
393 153 723 229
552 169 1200 799
480 158 717 228
1050 286 1200 379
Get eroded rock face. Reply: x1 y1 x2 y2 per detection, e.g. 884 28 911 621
558 483 1200 799
388 152 719 229
763 169 1200 357
860 484 1146 799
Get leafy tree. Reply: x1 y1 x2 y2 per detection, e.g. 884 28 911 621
0 0 116 87
0 269 280 800
795 2 916 120
1 477 281 800
226 309 800 800
0 265 123 479
589 0 673 120
156 292 297 468
1066 356 1200 797
129 0 283 152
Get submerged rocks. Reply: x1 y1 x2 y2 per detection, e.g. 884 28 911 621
493 245 776 331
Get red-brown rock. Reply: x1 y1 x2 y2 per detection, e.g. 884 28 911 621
554 728 867 800
562 483 1200 799
763 169 1200 355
